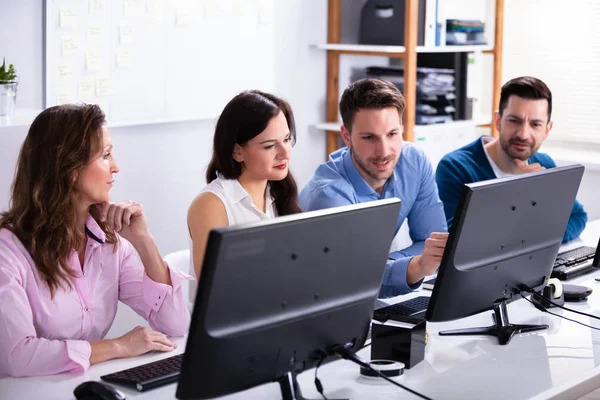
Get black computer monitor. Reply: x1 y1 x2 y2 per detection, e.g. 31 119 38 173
426 164 585 345
176 199 401 400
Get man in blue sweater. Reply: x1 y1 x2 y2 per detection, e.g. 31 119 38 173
436 76 587 243
300 79 448 298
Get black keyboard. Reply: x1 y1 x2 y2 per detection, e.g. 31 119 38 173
552 245 598 281
373 296 429 324
101 353 183 392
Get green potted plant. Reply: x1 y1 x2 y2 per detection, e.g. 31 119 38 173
0 58 19 116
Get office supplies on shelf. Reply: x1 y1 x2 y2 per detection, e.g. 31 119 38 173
445 19 487 46
359 0 437 46
365 65 457 125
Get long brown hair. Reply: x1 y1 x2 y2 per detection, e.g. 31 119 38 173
0 104 117 296
206 90 301 216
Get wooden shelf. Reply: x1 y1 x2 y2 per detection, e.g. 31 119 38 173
312 43 406 57
313 43 494 57
416 45 494 53
315 116 492 134
321 0 504 157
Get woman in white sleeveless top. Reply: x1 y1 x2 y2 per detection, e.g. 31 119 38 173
187 90 301 280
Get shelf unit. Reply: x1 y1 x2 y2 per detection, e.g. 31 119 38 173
318 0 504 156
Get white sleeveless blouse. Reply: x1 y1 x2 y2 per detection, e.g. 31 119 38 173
188 175 277 303
199 174 277 223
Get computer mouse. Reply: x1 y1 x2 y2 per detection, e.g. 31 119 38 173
73 380 126 400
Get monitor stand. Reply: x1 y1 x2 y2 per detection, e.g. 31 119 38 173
278 371 349 400
438 300 548 345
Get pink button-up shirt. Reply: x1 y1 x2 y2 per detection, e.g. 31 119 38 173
0 216 191 377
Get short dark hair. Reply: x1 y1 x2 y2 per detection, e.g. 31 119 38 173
339 78 406 130
206 90 301 216
499 76 552 121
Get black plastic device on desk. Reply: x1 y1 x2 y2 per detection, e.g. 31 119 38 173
551 237 600 280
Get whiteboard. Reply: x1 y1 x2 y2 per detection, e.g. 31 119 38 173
45 0 275 126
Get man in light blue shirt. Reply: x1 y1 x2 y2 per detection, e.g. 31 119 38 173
300 78 448 298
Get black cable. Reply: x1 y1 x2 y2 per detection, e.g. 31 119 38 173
333 346 433 400
519 284 600 322
520 293 600 331
314 351 328 400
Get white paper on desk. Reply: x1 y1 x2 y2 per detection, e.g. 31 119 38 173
372 319 418 329
124 0 144 17
59 6 76 28
87 22 104 43
147 0 164 16
56 61 73 82
56 89 74 105
119 22 134 44
86 51 103 72
89 0 106 12
115 49 133 69
78 77 96 99
95 77 112 97
61 35 78 56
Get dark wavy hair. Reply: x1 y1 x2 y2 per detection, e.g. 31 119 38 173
206 90 301 216
0 104 118 296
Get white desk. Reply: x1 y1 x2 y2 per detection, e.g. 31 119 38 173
2 220 600 400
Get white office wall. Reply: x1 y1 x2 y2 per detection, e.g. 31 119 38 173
0 0 44 109
0 0 327 255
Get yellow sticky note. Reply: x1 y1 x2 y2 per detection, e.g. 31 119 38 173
78 77 96 99
124 0 144 17
203 0 219 19
89 0 106 12
119 22 134 44
59 6 76 28
232 0 246 19
87 22 104 43
115 49 133 69
56 89 74 105
86 51 103 72
56 61 73 82
61 35 78 56
147 0 164 16
96 77 112 97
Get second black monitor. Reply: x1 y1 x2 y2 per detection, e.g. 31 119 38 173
426 164 584 344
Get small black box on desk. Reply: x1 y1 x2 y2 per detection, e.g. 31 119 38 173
371 319 426 369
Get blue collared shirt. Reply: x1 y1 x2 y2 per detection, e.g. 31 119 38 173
299 143 447 297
